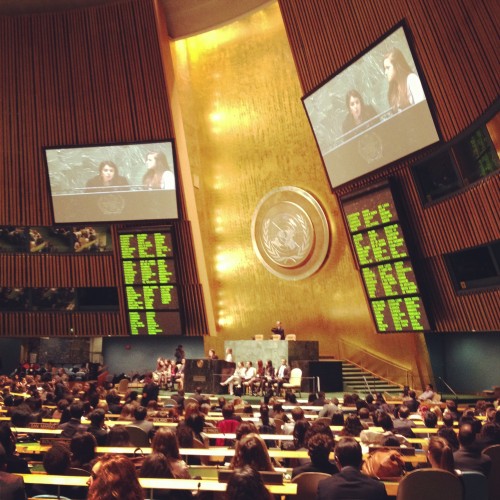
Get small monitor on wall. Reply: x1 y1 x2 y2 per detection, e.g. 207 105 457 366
44 140 179 223
303 22 440 189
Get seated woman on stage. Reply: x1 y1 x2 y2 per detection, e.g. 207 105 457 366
220 361 246 396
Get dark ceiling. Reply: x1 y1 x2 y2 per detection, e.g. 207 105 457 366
0 0 273 39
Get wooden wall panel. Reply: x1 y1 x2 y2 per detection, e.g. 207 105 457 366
0 0 204 337
279 0 500 332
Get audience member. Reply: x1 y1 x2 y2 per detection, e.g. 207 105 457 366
427 436 455 474
317 437 388 500
225 465 273 500
0 443 27 500
453 423 492 476
292 432 338 477
152 428 190 479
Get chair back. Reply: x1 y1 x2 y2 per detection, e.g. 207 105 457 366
288 368 302 385
272 334 282 340
292 472 330 500
117 378 129 394
285 334 296 341
396 469 463 500
67 467 91 476
460 471 488 500
483 444 500 500
125 425 150 447
162 397 178 407
254 334 264 340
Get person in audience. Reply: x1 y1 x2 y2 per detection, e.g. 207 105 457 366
453 423 492 476
86 408 109 446
317 437 388 500
418 383 435 402
292 432 339 477
85 161 129 192
392 405 415 438
171 389 185 410
405 390 420 413
441 412 455 428
0 443 27 500
139 453 179 500
185 412 206 444
141 374 160 407
360 411 398 446
427 436 456 474
87 454 144 500
358 407 372 428
106 425 132 447
282 406 304 435
258 404 276 434
0 423 29 473
424 410 438 428
131 405 155 438
444 400 459 421
70 432 97 471
58 402 87 438
340 414 364 437
437 427 460 452
319 397 340 418
216 403 241 446
225 465 273 500
230 433 275 471
331 411 345 426
151 427 190 479
477 421 500 449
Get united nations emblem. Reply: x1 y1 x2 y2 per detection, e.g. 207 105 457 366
252 187 330 280
97 194 126 215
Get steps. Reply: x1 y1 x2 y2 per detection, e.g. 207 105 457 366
342 361 402 396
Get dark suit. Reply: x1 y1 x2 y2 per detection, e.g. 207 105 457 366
0 471 27 500
317 466 388 500
58 418 88 438
453 447 492 476
292 459 339 478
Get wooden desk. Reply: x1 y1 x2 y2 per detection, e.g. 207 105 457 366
13 427 62 435
19 473 297 495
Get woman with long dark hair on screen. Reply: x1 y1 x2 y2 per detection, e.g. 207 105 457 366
383 48 425 112
342 89 377 135
85 160 129 192
142 151 175 190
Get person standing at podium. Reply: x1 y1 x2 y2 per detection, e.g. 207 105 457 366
271 320 285 339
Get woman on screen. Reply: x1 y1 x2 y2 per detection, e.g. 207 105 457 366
142 151 175 190
383 48 425 112
342 89 378 135
85 160 129 192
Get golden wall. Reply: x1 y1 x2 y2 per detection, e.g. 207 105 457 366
171 2 431 386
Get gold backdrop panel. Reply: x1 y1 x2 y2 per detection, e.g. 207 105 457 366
171 2 431 387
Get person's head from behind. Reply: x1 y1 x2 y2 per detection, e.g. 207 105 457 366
345 89 365 122
377 411 394 432
343 414 363 437
222 403 235 420
69 402 84 420
307 433 334 465
133 406 147 422
398 405 410 419
427 436 455 473
43 443 71 474
442 413 454 428
235 433 273 471
70 432 97 465
152 427 181 459
225 465 272 500
89 408 106 427
139 452 173 478
0 422 16 456
437 427 459 451
293 419 310 447
335 437 363 469
98 161 118 183
88 454 144 500
186 412 205 435
291 406 304 422
458 423 476 448
106 425 131 447
424 411 438 428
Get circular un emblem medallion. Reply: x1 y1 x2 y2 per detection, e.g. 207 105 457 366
252 187 330 280
97 194 126 215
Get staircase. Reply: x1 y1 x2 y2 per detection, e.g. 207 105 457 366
342 361 402 396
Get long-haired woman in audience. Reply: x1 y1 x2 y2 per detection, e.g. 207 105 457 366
87 454 144 500
225 464 273 500
427 436 456 474
230 433 275 471
105 425 132 447
140 452 193 500
152 427 190 479
340 414 364 437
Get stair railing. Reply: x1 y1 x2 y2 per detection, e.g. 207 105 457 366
338 338 413 388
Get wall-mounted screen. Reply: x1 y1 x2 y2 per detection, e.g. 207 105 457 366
44 140 178 223
119 229 183 335
341 182 432 333
303 23 440 188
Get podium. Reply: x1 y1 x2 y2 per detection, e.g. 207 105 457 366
183 359 235 393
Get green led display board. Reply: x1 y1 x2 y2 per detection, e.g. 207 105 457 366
119 230 182 335
342 184 431 333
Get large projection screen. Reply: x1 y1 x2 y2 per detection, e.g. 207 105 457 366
303 24 440 189
44 141 178 223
